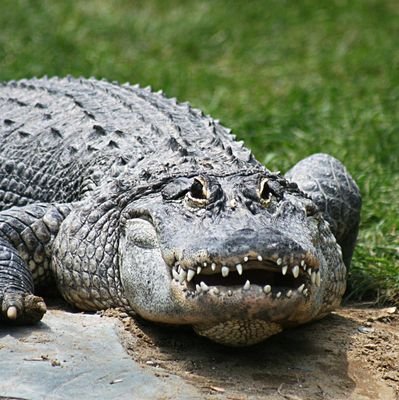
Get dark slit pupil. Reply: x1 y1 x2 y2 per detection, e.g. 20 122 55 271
260 182 272 199
191 180 206 199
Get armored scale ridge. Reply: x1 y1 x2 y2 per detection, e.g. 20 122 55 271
0 77 361 346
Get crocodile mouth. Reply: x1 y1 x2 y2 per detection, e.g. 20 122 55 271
170 252 321 299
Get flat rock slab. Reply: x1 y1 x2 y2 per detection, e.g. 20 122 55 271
0 310 201 400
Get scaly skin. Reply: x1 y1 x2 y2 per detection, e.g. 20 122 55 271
0 77 361 345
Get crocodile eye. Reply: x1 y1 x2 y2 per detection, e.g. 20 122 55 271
259 178 273 206
186 177 208 207
190 178 207 199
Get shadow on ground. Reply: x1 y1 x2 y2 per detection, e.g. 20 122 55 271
119 312 356 399
115 306 398 399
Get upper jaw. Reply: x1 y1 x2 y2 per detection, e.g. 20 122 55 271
169 249 321 301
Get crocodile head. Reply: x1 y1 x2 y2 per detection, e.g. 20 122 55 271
119 171 346 346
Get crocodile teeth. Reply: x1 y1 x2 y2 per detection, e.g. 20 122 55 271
281 265 288 276
276 291 282 298
203 262 207 267
200 281 209 292
264 285 272 294
315 271 321 287
257 255 263 261
211 263 216 271
187 269 196 282
300 260 305 267
227 290 232 296
303 288 309 296
292 265 300 278
243 256 249 262
213 287 220 295
297 283 305 293
195 284 202 293
311 271 316 285
221 266 230 277
286 290 292 298
179 269 187 283
236 264 243 275
277 258 282 266
172 269 179 281
196 266 202 275
308 268 312 276
243 280 250 290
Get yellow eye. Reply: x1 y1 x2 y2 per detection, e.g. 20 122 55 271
259 178 273 207
190 178 207 200
186 177 208 207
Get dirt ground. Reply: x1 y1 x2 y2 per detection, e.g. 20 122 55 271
103 305 399 400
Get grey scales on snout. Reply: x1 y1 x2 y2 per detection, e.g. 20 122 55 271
0 77 361 346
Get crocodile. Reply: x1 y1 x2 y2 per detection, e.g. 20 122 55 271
0 77 361 346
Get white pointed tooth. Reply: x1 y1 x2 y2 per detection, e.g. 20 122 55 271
303 288 309 296
187 269 196 282
211 263 216 271
277 258 282 265
286 290 292 298
243 280 250 290
177 265 182 273
308 268 312 276
257 255 263 261
172 269 179 281
292 265 300 278
200 281 209 292
227 290 232 296
197 266 202 275
179 269 187 283
243 256 249 262
282 265 288 276
195 284 202 293
297 283 305 293
311 271 316 284
315 271 321 287
236 264 243 275
203 262 207 267
300 260 305 267
213 287 220 295
276 291 282 298
221 266 230 277
263 285 272 294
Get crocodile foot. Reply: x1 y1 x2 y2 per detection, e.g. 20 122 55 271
1 292 47 325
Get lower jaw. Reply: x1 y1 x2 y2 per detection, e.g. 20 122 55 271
193 319 283 346
170 280 313 326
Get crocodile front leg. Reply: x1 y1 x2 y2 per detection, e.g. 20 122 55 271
0 203 72 324
285 153 361 268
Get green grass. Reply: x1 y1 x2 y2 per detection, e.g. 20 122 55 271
0 0 398 303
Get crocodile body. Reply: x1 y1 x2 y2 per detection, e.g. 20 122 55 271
0 77 361 346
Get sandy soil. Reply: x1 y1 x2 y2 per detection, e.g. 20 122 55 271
103 305 399 400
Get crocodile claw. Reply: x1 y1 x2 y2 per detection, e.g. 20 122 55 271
1 293 47 325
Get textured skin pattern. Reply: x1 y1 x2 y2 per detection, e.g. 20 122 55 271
285 154 361 267
0 77 361 342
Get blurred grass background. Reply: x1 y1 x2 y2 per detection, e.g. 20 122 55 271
0 0 398 303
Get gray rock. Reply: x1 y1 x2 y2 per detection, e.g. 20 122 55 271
0 310 201 400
